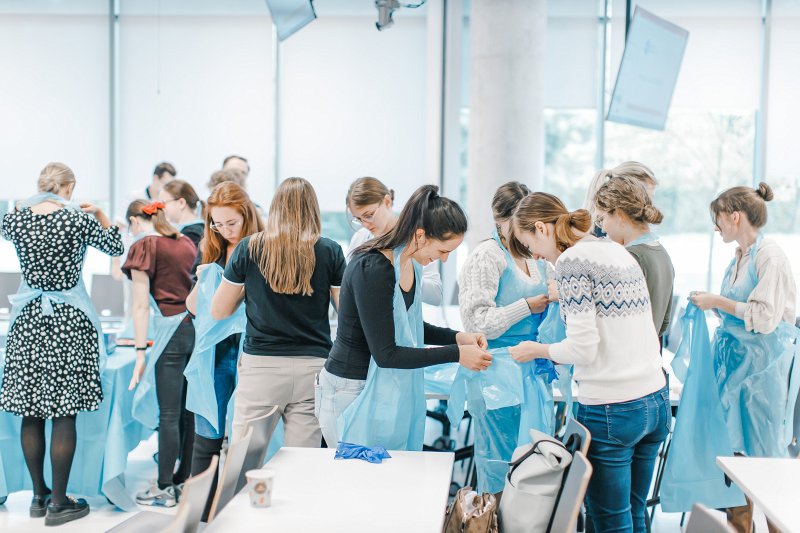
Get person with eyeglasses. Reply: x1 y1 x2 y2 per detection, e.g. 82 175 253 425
183 182 264 521
159 179 206 250
346 177 443 305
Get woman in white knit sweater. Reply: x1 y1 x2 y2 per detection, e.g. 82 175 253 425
508 192 668 533
457 182 551 495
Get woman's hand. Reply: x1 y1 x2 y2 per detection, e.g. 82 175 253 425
509 341 549 363
458 345 492 371
129 352 146 390
81 203 112 228
690 291 719 311
456 331 488 350
526 294 549 314
547 279 559 302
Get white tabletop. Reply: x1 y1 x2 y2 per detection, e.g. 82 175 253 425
716 456 800 533
208 447 455 533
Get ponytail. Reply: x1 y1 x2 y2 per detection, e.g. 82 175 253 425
514 192 591 255
126 200 181 239
354 184 467 256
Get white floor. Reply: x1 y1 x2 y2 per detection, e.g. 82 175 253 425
0 433 769 532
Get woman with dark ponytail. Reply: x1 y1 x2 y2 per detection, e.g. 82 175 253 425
508 192 669 532
688 182 797 533
318 185 492 450
122 199 197 508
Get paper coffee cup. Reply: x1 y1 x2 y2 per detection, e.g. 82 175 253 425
246 469 275 508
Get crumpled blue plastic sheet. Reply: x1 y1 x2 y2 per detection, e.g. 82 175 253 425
334 442 392 464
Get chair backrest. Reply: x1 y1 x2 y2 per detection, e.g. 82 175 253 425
0 272 21 315
685 503 735 533
547 452 592 533
178 454 219 533
561 418 591 456
207 426 253 521
91 274 125 318
236 405 281 492
158 504 191 533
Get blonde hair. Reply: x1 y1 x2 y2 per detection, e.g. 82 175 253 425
208 168 247 190
584 161 657 225
248 177 321 296
594 175 663 226
710 182 773 229
37 162 75 194
513 192 592 255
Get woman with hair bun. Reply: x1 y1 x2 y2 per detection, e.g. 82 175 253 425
593 174 675 341
1 163 123 525
690 182 797 533
584 161 658 237
508 192 669 532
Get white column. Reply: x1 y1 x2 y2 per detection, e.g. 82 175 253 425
466 0 546 249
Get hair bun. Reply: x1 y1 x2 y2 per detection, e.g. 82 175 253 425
756 182 773 202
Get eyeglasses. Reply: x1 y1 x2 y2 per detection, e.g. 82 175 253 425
350 205 381 226
210 219 243 232
594 214 605 229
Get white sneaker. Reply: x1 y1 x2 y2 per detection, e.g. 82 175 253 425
135 483 177 508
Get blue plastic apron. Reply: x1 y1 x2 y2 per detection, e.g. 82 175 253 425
713 234 800 458
537 302 574 427
6 193 109 375
447 233 553 493
661 303 746 512
183 263 246 434
338 247 426 451
128 231 188 430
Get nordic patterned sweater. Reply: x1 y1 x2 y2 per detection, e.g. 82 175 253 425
548 236 665 403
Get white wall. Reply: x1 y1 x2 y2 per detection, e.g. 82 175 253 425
279 16 430 212
118 14 274 212
0 12 109 201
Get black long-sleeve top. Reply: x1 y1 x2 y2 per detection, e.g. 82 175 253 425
325 250 460 380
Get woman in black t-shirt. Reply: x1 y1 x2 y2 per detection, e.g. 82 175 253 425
212 178 345 448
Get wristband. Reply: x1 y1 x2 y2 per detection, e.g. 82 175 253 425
135 346 148 352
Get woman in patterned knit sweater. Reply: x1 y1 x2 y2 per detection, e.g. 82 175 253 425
508 192 668 533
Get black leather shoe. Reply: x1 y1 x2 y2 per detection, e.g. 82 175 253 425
44 497 89 527
30 492 51 518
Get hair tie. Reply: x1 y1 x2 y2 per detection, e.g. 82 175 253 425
142 201 165 215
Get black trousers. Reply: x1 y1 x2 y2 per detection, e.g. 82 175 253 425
155 316 195 488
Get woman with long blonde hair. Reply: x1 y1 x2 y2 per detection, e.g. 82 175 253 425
211 177 346 447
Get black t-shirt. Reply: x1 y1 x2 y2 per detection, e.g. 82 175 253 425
325 250 459 380
181 222 204 251
223 236 346 357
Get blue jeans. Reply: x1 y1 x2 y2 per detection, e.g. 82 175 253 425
576 385 670 533
194 335 239 439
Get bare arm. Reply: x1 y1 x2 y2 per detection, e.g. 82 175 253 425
212 279 245 320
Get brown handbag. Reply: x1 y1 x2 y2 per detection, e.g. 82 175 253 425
442 487 499 533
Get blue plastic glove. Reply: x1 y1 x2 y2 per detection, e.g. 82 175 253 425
534 359 558 383
334 442 392 464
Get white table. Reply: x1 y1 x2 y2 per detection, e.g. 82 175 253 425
208 447 455 533
716 456 800 533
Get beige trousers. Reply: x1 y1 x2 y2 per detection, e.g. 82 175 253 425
231 354 325 448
